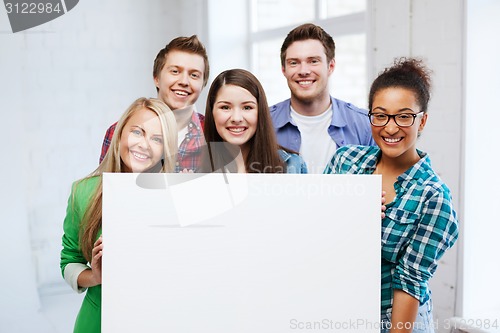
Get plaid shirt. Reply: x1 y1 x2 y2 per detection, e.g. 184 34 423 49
325 145 459 319
99 112 205 173
175 112 205 172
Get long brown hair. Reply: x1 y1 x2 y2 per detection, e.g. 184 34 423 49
203 69 285 173
78 97 177 262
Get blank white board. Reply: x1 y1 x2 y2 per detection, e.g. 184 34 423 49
102 173 381 333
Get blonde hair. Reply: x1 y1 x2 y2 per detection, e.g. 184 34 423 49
79 97 177 261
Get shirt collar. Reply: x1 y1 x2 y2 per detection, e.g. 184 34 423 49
278 149 291 162
274 99 293 129
330 97 347 128
364 146 380 172
397 150 431 183
277 96 349 129
188 111 202 134
354 147 430 180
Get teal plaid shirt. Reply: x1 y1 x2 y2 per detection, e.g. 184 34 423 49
325 145 459 319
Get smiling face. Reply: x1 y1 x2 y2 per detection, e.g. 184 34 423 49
154 50 205 111
120 108 164 172
212 84 258 156
282 39 334 106
371 87 427 164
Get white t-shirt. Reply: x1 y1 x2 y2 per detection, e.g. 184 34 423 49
290 106 337 174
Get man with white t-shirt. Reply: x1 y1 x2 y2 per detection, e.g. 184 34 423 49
270 23 374 173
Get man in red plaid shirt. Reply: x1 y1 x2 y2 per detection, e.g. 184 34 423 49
99 35 209 172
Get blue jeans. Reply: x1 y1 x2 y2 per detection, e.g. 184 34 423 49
380 298 434 333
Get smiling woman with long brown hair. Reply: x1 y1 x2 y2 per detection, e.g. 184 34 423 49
202 68 307 174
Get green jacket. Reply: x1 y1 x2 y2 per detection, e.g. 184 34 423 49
60 176 102 333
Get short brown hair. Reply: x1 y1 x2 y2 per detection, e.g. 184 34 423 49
280 23 335 67
153 35 210 88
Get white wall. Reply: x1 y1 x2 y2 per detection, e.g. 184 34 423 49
207 0 250 90
3 0 496 331
0 0 182 330
369 0 464 331
464 0 500 322
179 0 210 112
0 108 50 331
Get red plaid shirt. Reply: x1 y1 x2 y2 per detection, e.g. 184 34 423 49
99 112 205 172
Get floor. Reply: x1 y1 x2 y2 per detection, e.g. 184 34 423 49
4 285 499 333
1 283 84 333
40 287 85 333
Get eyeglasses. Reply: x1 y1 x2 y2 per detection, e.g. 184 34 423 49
368 111 424 127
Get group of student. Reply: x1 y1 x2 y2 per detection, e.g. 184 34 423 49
60 23 459 333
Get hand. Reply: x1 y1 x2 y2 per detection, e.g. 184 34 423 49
381 191 387 219
180 168 194 173
90 235 103 285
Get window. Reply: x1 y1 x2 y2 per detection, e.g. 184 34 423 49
251 0 316 32
321 0 366 18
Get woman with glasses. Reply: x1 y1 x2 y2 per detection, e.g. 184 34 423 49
325 58 458 333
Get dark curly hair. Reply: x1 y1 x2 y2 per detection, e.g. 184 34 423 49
369 57 432 113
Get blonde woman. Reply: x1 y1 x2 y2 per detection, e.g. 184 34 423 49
60 97 177 333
